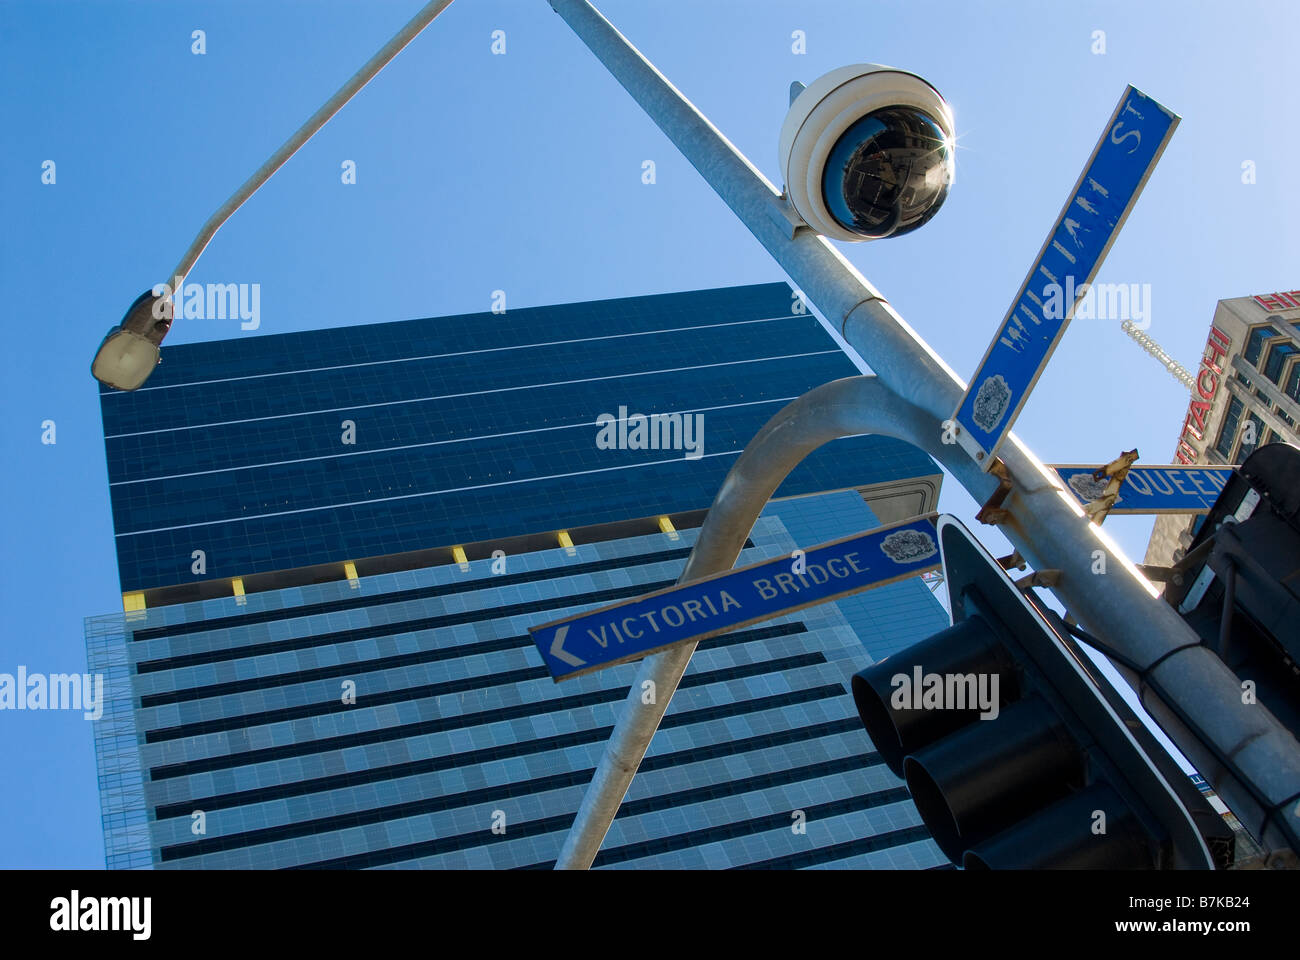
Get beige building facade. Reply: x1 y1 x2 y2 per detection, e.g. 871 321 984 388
1145 288 1300 567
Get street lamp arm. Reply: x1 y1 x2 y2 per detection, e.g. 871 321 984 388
168 0 456 289
93 0 458 392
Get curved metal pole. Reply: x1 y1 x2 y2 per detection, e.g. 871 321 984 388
555 376 947 869
547 0 1300 861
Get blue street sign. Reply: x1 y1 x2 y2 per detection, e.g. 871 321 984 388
530 514 941 681
951 86 1179 469
1053 463 1234 514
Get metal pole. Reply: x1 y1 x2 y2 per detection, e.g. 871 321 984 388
169 0 456 285
555 376 949 869
547 0 1300 864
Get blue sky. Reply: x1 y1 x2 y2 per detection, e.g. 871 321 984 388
1 0 1295 868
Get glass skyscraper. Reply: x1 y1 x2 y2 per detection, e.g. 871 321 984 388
86 282 951 869
100 282 937 598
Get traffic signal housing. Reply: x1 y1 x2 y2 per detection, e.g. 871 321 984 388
852 516 1227 869
1163 443 1300 742
1158 442 1300 858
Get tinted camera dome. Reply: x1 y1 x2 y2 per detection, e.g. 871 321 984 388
821 106 953 239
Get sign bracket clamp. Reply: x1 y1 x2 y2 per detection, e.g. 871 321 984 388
976 459 1015 525
1082 448 1140 525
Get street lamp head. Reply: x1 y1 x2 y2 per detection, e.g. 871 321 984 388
91 290 172 391
780 64 955 242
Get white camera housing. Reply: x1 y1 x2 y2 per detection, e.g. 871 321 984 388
779 64 955 242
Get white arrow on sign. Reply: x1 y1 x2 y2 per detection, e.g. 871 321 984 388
549 625 585 668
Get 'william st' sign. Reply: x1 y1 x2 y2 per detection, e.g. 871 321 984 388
529 515 941 681
952 85 1179 468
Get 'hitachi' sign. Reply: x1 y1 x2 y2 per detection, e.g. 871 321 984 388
1253 290 1300 312
1176 326 1230 464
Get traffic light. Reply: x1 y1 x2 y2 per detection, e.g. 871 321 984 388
1163 443 1300 742
851 516 1228 869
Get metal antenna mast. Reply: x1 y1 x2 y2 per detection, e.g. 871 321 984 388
1122 319 1196 390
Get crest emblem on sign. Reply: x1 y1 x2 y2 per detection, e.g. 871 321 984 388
1068 473 1114 502
879 528 938 564
971 374 1012 432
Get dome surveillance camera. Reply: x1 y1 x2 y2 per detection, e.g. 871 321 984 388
779 64 955 242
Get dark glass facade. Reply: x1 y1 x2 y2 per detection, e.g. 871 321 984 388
87 283 951 869
100 283 936 592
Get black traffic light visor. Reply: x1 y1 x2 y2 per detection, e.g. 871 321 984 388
936 515 1217 869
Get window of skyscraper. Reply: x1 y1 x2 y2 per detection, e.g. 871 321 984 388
1238 412 1266 461
1214 396 1244 459
1243 324 1281 366
1263 341 1299 384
